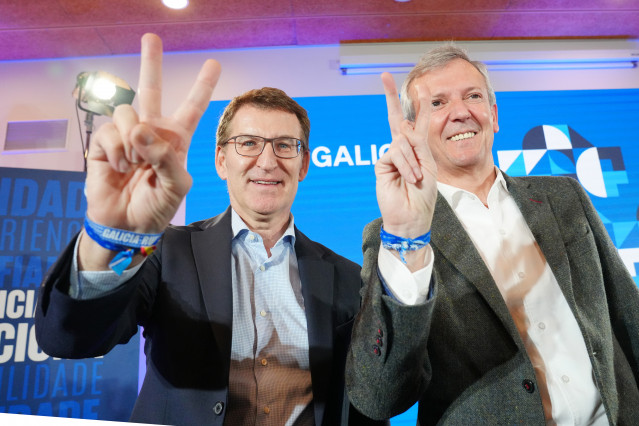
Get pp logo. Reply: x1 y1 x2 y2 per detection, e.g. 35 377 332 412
497 124 628 198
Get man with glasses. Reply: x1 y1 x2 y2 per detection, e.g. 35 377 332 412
35 33 380 426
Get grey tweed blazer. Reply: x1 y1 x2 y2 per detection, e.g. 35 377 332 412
346 174 639 425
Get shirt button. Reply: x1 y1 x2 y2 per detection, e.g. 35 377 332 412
261 358 268 366
260 310 267 317
499 229 506 235
518 271 525 279
248 234 255 241
213 401 224 415
260 265 265 271
264 406 270 414
538 322 546 330
562 375 570 383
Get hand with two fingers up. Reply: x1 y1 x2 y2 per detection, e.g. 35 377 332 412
374 72 438 271
79 33 221 271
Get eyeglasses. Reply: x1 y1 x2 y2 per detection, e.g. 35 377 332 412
224 135 303 159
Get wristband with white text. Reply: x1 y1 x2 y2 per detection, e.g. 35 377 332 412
83 216 163 275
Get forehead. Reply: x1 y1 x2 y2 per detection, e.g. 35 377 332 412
229 105 302 138
412 58 487 95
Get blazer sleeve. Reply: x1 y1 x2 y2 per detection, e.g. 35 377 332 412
35 233 159 359
345 218 436 420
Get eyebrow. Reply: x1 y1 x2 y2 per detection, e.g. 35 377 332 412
430 86 485 98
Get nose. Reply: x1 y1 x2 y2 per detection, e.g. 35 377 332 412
449 98 471 121
255 141 278 170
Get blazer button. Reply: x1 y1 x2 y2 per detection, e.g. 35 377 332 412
372 345 381 356
377 328 384 337
213 401 225 415
376 337 383 347
522 379 535 393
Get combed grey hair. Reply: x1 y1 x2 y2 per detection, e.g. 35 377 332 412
399 43 496 121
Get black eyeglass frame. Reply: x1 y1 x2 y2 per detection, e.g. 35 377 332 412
223 135 305 159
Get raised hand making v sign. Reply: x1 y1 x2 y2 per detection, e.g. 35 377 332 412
80 33 221 271
374 72 437 271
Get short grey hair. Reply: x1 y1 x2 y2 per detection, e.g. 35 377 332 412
400 43 496 121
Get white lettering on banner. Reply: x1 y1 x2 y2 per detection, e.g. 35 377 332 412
0 323 48 363
311 144 390 168
0 290 36 320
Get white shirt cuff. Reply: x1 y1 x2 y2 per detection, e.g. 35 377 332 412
378 243 434 305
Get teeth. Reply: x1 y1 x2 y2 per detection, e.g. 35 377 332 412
450 132 476 141
254 180 278 185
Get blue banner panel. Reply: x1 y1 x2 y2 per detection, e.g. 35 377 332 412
0 167 138 421
494 89 639 286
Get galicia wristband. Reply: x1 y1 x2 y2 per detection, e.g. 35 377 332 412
83 216 163 275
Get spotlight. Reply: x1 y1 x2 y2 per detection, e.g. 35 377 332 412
72 71 135 170
74 71 135 117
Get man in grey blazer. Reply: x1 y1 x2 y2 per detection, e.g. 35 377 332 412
346 43 639 424
35 33 380 425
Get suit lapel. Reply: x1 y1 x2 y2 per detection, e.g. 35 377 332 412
431 192 523 345
295 228 334 426
505 175 575 304
191 207 234 367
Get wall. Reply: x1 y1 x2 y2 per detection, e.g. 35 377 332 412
1 39 638 175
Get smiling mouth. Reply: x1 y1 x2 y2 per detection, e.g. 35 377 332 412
449 131 477 142
251 180 280 185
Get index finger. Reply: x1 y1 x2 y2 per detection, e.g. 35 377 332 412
138 33 163 121
381 72 404 137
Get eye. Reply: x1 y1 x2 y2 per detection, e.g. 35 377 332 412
240 139 258 148
275 138 297 151
431 100 442 108
467 93 483 102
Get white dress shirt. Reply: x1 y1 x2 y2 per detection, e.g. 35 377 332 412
381 169 608 426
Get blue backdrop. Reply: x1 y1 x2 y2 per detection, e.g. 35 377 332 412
0 167 139 420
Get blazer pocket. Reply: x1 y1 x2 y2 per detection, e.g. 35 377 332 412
563 223 594 253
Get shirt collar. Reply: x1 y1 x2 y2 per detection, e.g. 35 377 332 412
230 208 296 245
437 166 508 209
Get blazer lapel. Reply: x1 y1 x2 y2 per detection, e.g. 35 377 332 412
431 192 524 345
505 175 575 304
191 207 235 368
295 228 334 426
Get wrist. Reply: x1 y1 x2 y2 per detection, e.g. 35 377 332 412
83 216 163 275
380 226 430 265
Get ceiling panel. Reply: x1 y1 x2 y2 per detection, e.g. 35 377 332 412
0 0 636 61
290 0 512 15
